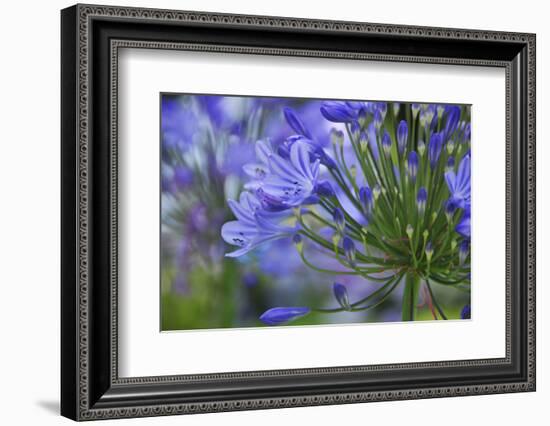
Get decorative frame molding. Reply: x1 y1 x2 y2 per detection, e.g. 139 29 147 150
61 3 536 421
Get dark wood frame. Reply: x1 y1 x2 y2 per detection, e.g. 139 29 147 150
61 3 536 421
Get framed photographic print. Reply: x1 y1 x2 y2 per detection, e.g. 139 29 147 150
61 4 536 421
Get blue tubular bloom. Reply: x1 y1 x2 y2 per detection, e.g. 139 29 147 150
428 132 443 169
460 304 471 320
397 120 408 155
333 283 351 311
343 236 357 267
359 186 374 219
445 153 471 209
417 187 427 215
283 107 312 139
221 192 296 257
382 130 392 157
407 151 419 183
333 207 346 235
320 101 356 122
259 307 310 325
459 240 469 265
456 206 471 239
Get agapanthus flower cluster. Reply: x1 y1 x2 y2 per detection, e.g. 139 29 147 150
222 100 471 324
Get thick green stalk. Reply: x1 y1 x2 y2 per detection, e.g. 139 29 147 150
402 272 421 321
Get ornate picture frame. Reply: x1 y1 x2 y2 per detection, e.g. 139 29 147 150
61 4 535 421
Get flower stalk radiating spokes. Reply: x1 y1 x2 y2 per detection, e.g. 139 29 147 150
221 102 471 325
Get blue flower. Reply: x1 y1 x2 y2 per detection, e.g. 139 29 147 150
460 304 471 319
333 207 346 235
333 283 351 311
260 307 310 325
315 180 335 197
221 192 296 257
428 132 443 169
397 120 408 155
445 153 470 209
260 141 321 209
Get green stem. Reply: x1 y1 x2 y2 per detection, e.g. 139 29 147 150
402 272 421 321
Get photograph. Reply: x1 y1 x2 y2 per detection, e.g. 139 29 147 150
160 94 472 330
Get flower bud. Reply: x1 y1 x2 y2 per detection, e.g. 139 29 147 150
292 233 303 254
397 120 408 155
459 240 469 265
425 241 434 262
393 102 400 117
418 140 426 156
373 184 381 201
260 307 310 325
406 224 414 239
315 180 335 198
350 120 361 140
446 156 455 173
358 108 368 128
343 236 357 267
407 151 419 183
330 128 344 147
333 283 351 311
381 131 392 157
359 186 374 219
333 207 345 235
417 187 427 215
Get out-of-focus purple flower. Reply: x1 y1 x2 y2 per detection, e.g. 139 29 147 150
259 307 310 325
428 132 443 169
397 120 408 155
445 153 470 209
242 272 260 288
460 304 471 319
173 166 194 190
161 96 199 153
333 283 351 311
